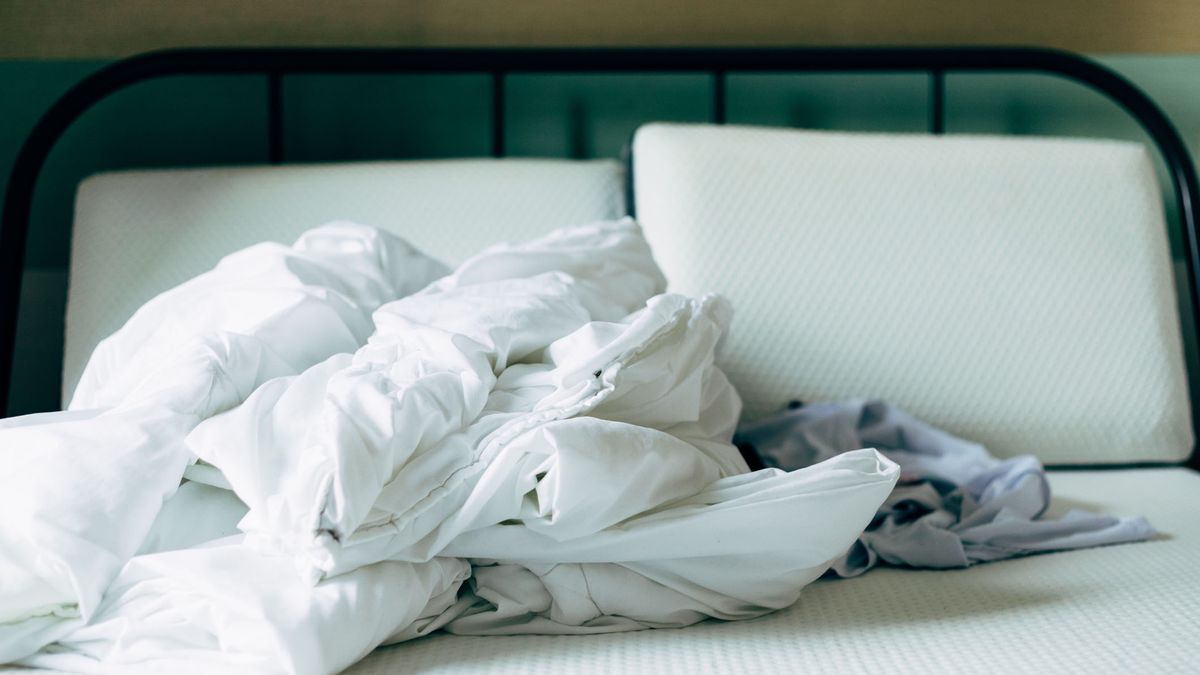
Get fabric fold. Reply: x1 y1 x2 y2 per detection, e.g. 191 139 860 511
735 399 1156 577
17 539 469 675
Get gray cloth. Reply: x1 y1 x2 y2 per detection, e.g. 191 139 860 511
734 400 1156 577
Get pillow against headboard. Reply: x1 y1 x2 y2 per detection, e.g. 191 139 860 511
65 159 625 405
633 123 1192 465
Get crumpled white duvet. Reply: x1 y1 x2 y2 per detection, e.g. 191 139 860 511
1 218 898 674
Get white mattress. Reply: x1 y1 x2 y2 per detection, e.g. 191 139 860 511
64 159 625 406
342 467 1199 674
633 123 1192 465
5 468 1195 673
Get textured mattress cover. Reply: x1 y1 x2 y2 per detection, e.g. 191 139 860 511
5 468 1195 673
64 159 625 406
633 124 1192 465
337 468 1200 674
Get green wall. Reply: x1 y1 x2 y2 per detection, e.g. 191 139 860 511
3 55 1200 414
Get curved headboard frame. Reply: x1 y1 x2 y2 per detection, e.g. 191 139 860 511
2 47 1198 463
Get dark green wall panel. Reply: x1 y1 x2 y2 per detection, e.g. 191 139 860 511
727 73 929 132
505 74 713 159
282 74 492 161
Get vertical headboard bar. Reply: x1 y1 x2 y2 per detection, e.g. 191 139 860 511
929 69 946 134
491 71 506 158
267 71 284 164
712 70 727 124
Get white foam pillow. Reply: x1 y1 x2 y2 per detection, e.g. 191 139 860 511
65 159 625 404
633 123 1191 464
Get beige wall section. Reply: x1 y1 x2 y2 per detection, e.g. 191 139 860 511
2 0 1200 59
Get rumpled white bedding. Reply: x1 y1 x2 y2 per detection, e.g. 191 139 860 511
1 218 899 674
0 223 446 665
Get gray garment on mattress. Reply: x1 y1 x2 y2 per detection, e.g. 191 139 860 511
734 400 1156 577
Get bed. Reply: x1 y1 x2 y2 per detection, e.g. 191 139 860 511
2 47 1198 673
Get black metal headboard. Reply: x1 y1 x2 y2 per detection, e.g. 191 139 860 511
3 47 1199 449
